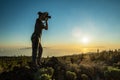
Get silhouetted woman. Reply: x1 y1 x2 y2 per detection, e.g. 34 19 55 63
31 12 48 66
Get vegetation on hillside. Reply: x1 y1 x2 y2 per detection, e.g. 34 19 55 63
0 49 120 80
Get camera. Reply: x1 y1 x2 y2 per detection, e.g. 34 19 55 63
44 12 51 19
38 11 51 20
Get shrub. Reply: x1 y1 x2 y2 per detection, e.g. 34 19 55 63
81 74 89 80
46 67 54 76
34 67 54 80
40 74 51 80
89 54 96 61
104 66 120 80
66 71 77 80
0 65 3 73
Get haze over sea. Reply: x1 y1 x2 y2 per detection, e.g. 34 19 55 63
0 47 117 57
0 47 79 57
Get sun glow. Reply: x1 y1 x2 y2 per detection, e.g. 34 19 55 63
72 27 91 45
81 36 89 44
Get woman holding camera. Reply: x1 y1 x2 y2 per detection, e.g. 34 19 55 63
31 12 48 67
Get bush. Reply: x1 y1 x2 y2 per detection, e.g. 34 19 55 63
89 54 96 61
40 74 51 80
46 67 54 76
81 74 89 80
0 65 3 73
34 67 54 80
104 66 120 80
66 71 77 80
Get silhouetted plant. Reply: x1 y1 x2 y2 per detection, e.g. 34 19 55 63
34 67 54 80
0 65 3 73
40 74 51 80
104 66 120 80
89 54 96 61
66 71 77 80
81 74 89 80
71 58 74 64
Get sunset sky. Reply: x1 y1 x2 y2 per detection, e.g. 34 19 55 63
0 0 120 51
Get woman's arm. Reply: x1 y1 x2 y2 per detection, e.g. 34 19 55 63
45 20 48 30
42 20 48 30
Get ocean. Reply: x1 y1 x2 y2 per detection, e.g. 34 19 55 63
0 47 83 57
0 47 111 57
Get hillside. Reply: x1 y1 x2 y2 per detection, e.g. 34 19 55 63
0 50 120 80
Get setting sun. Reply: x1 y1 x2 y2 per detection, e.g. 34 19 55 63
82 37 89 44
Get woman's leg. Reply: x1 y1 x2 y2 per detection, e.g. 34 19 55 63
37 42 43 65
32 37 39 65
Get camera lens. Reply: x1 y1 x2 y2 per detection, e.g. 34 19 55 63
48 16 51 18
